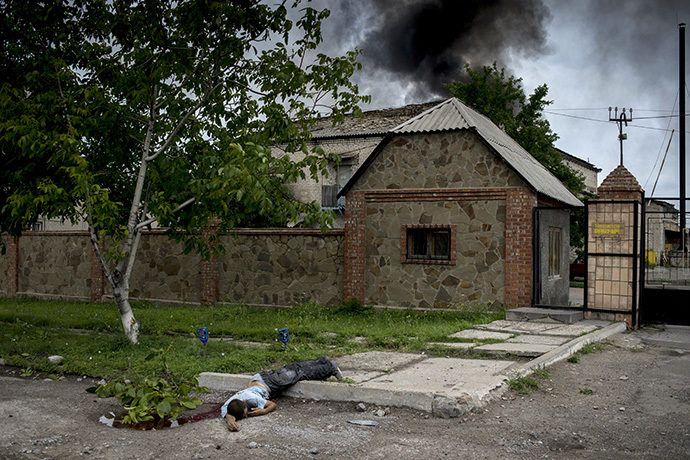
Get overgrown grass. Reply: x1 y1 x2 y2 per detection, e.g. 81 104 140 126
507 365 551 395
0 298 504 380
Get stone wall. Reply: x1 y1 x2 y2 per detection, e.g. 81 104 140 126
116 234 203 303
17 233 92 300
2 229 344 307
351 131 524 192
365 201 505 307
218 230 344 306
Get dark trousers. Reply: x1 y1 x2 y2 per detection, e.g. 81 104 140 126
259 357 337 397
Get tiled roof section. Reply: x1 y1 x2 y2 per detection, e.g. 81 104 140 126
310 101 440 138
598 165 644 197
391 98 583 207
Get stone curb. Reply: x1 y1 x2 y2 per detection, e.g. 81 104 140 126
513 322 627 375
197 372 437 412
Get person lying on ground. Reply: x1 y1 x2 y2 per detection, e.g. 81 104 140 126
221 356 343 431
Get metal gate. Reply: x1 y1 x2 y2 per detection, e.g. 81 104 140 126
640 198 690 325
584 199 642 327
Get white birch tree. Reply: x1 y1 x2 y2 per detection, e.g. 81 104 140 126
0 0 368 344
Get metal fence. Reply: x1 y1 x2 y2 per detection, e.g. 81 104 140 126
644 204 689 286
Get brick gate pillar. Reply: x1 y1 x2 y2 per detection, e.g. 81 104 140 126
585 165 644 328
343 191 366 302
505 187 537 307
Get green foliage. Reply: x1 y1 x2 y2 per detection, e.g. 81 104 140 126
568 354 580 363
336 298 373 315
580 342 605 354
532 365 550 380
507 373 541 395
0 298 505 378
93 347 207 425
0 0 369 341
20 367 33 377
579 387 593 395
508 366 550 395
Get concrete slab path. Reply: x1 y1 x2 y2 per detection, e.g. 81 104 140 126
199 318 628 418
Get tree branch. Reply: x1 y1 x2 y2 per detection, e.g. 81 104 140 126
134 196 196 231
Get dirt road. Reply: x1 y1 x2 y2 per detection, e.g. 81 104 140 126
1 331 688 459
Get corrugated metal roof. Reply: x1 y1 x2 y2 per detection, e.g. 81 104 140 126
390 98 583 207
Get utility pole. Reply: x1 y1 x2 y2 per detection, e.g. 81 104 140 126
679 23 686 247
609 106 633 165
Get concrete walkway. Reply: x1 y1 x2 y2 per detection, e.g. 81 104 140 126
199 314 627 418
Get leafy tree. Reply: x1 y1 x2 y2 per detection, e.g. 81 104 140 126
447 63 585 197
0 0 368 344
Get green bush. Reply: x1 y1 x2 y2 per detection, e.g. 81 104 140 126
89 346 207 425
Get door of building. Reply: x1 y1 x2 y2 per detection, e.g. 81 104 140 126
533 208 571 307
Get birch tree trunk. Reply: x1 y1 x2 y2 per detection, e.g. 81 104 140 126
113 284 140 345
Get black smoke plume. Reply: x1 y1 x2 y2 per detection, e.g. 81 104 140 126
355 0 552 101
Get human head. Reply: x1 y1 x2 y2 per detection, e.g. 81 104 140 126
227 399 248 420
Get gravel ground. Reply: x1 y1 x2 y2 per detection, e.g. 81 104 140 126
1 331 688 459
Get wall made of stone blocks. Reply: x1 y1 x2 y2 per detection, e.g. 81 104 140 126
17 233 92 300
217 230 344 306
114 233 202 303
3 230 344 307
351 131 524 192
365 200 506 307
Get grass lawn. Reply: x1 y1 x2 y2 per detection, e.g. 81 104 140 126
0 298 504 381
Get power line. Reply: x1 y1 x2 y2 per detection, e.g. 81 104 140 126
543 110 690 134
643 93 678 189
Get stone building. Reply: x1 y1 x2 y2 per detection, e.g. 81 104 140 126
285 100 598 229
556 148 601 195
338 98 582 309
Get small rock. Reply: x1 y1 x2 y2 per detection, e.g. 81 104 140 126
356 403 367 412
374 409 386 417
247 442 258 449
47 355 63 364
619 407 625 412
97 379 107 386
310 447 319 455
619 376 629 381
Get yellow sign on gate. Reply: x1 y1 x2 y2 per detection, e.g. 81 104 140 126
592 222 623 237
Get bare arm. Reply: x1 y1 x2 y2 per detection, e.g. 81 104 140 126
248 400 277 417
225 414 240 432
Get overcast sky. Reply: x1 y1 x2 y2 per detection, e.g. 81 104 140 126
311 0 689 204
